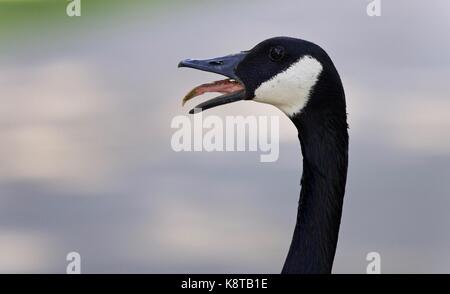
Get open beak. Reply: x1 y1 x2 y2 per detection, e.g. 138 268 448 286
178 52 247 114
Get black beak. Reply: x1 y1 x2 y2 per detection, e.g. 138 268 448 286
178 52 247 113
178 52 246 81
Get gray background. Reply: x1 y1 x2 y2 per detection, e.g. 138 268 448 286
0 0 449 273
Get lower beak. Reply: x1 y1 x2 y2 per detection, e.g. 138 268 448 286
178 52 247 113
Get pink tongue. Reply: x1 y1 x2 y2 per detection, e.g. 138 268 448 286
182 79 244 106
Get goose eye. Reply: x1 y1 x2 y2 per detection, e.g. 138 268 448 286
269 46 285 61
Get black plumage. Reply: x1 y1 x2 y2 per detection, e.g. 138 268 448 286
179 37 348 274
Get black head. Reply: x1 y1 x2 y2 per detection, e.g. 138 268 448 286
179 36 345 118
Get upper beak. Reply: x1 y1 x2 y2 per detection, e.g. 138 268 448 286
178 52 247 113
178 52 246 81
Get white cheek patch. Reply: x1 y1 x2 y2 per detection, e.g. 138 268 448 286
253 56 323 116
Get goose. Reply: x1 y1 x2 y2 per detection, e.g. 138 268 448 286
178 37 348 274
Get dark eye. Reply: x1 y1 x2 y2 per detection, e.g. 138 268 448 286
269 46 285 61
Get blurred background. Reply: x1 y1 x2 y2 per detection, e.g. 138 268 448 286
0 0 449 273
